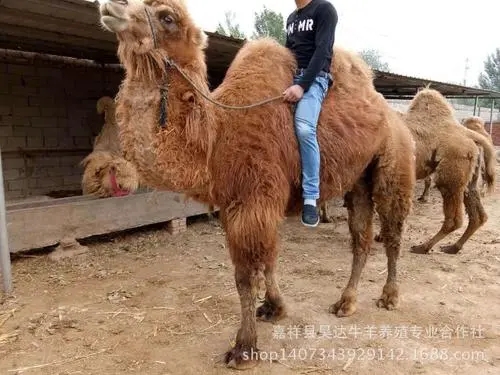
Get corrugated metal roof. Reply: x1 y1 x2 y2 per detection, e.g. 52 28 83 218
373 70 500 99
1 0 499 98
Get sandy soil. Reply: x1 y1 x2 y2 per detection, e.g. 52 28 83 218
1 169 499 375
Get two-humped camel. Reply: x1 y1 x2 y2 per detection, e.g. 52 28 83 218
97 0 415 369
375 92 496 255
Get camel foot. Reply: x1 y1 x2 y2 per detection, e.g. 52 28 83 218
410 244 431 254
374 233 383 243
440 244 461 254
256 300 287 323
329 288 357 317
376 282 399 311
224 345 259 370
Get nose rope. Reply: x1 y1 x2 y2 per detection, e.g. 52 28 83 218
144 7 159 49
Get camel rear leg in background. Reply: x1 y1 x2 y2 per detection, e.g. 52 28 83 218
410 157 474 254
320 201 337 223
418 175 432 202
441 159 488 254
329 179 373 317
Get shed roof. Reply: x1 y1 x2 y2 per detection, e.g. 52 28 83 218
1 0 499 98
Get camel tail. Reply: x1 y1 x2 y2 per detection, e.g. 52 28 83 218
463 128 496 193
96 96 115 116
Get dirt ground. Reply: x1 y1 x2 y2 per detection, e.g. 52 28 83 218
1 168 499 375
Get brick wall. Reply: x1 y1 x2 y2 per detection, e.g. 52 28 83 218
490 122 500 146
0 50 124 201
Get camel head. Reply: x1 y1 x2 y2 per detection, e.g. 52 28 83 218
81 151 140 198
98 0 208 72
462 116 485 131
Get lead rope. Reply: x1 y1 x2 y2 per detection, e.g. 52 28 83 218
143 6 286 129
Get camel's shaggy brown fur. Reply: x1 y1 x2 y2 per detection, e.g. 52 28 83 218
98 0 415 369
81 96 139 197
418 116 494 201
378 89 496 255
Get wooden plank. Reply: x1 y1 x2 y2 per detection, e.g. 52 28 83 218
0 0 101 26
6 195 94 210
0 8 116 43
6 191 211 253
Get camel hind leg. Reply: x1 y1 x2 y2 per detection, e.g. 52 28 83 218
256 261 287 322
319 201 335 223
410 152 477 254
418 175 432 202
329 178 373 317
441 158 488 254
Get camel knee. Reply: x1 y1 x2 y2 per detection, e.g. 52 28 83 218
442 216 463 233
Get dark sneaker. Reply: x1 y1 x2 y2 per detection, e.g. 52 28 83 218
301 204 320 227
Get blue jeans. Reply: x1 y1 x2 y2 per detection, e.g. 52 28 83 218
293 71 331 200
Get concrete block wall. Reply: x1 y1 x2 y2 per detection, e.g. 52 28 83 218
0 52 124 201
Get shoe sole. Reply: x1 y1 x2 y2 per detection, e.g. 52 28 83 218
301 218 320 228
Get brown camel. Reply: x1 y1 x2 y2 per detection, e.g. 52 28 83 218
376 89 496 255
418 115 495 201
98 0 415 369
81 96 139 197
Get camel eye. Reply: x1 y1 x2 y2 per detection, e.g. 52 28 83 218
160 14 174 24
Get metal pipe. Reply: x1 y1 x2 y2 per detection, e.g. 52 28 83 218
473 96 478 115
0 149 13 294
489 99 495 136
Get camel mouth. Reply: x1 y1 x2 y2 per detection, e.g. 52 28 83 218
99 2 129 32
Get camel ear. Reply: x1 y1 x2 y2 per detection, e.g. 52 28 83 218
182 91 195 104
190 27 208 49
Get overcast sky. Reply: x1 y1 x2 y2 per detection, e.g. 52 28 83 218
182 0 498 87
93 0 498 86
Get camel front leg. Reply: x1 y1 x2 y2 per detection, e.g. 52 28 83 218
376 216 404 310
221 202 281 370
224 265 262 370
329 181 373 317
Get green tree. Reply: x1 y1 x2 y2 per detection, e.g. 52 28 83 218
359 49 390 72
215 11 246 39
479 48 500 91
477 48 500 109
251 6 286 45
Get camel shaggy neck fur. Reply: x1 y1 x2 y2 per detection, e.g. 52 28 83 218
98 0 416 369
